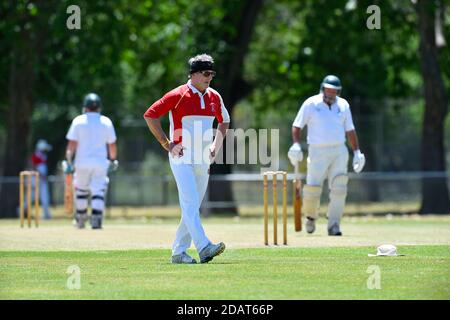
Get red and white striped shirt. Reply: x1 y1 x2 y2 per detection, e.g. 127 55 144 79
31 151 48 176
144 81 230 160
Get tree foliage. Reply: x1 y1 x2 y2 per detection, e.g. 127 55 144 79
0 0 449 215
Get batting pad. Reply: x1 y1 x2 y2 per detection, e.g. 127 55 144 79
302 185 322 219
75 188 89 213
91 194 105 212
327 175 348 227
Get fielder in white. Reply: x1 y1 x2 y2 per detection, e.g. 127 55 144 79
288 75 366 236
64 93 119 229
31 139 53 219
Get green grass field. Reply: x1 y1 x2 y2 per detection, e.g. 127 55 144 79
1 214 449 300
1 246 449 299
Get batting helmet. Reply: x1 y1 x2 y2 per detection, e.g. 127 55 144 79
320 75 342 95
83 93 102 110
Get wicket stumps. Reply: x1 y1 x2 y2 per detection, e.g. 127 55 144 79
19 171 40 228
263 171 287 245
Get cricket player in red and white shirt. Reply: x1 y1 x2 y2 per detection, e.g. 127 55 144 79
144 54 229 264
32 139 52 219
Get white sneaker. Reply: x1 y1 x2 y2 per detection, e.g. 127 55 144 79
74 213 88 229
90 214 103 229
306 217 316 234
171 252 197 264
199 242 226 264
328 223 342 236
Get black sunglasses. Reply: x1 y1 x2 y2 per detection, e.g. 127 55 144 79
199 70 216 77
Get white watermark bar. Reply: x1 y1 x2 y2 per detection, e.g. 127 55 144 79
169 123 280 171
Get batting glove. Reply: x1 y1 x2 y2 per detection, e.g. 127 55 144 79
287 143 303 166
352 150 366 173
62 160 74 174
108 159 119 173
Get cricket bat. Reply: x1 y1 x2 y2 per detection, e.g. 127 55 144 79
64 173 74 215
293 162 302 232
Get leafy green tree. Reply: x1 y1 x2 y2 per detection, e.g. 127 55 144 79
0 0 191 216
183 0 264 214
1 0 448 217
416 0 450 214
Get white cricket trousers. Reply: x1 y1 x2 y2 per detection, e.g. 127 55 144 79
35 164 51 219
169 157 211 256
38 179 51 219
307 143 349 227
73 163 109 214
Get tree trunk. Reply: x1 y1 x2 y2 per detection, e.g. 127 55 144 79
416 0 450 214
208 0 263 215
0 30 36 217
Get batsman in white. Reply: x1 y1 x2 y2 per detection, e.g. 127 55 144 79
288 75 365 236
144 54 229 264
63 93 119 229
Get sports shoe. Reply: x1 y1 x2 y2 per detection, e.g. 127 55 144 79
306 217 316 234
91 214 103 229
74 213 88 229
171 252 197 264
199 242 225 264
328 223 342 236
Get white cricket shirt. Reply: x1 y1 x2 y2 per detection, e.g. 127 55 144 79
292 94 355 147
66 112 117 166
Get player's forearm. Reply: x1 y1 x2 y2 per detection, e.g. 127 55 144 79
213 122 229 150
108 143 117 160
292 126 302 144
144 116 170 151
346 130 360 151
66 140 77 163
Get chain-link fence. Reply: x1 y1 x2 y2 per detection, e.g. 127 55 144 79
1 171 449 217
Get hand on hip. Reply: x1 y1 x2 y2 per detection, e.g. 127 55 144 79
170 142 184 158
